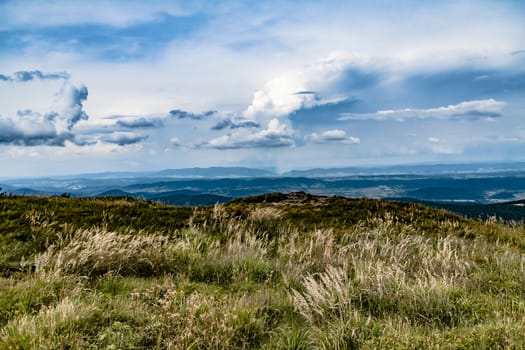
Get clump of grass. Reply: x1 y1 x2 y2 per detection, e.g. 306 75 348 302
0 274 77 327
249 207 283 222
34 227 183 278
291 266 352 324
132 287 269 349
264 326 314 350
290 266 375 348
188 226 274 284
0 296 90 348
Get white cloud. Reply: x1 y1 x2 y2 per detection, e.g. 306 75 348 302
169 137 181 146
424 136 459 154
0 1 195 29
0 81 88 146
1 2 525 175
245 52 376 119
310 129 360 144
339 99 506 122
204 118 294 149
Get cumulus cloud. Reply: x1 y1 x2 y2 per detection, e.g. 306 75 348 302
309 129 360 144
0 113 68 146
203 118 294 149
169 109 216 120
211 119 260 131
201 53 378 150
0 70 70 82
245 53 378 119
0 79 153 148
339 99 506 122
0 82 89 146
53 83 89 130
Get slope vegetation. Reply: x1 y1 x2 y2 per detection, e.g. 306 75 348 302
1 193 524 349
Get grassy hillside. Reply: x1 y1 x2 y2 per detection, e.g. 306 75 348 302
1 193 525 349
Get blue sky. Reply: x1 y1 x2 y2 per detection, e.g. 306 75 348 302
0 0 524 177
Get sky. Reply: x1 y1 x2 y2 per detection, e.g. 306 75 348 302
0 0 524 177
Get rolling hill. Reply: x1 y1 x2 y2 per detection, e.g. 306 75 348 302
1 194 525 348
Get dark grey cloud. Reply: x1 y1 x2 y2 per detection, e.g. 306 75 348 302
0 70 70 82
16 109 34 117
63 83 88 129
101 132 148 146
451 110 503 120
211 119 231 130
0 113 75 146
211 119 260 131
115 117 164 128
169 109 216 120
0 134 73 147
295 91 318 95
232 120 260 129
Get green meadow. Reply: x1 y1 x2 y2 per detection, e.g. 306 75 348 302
1 193 524 349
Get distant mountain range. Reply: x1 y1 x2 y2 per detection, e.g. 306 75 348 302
62 167 274 179
155 167 274 178
4 162 523 181
1 163 525 214
282 162 525 177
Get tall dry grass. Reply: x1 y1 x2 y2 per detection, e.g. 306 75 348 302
34 227 183 277
2 202 525 349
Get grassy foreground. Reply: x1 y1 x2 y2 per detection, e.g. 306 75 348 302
1 193 524 349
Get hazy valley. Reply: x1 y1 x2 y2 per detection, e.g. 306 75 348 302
2 162 524 221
